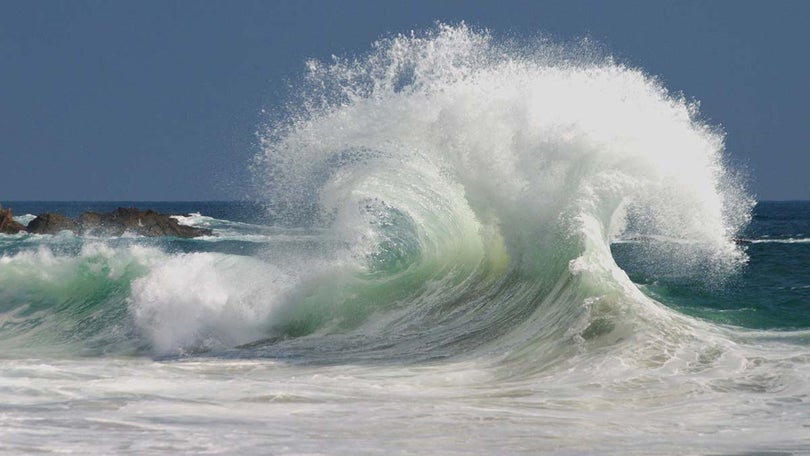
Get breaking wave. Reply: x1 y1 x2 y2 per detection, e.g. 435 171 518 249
2 24 754 365
247 23 752 363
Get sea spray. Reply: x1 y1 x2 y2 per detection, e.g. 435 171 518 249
250 23 753 362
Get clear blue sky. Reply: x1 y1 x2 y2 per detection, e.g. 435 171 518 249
2 0 808 201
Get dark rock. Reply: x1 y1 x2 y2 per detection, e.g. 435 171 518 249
0 205 27 234
76 211 103 232
26 212 77 234
26 207 212 238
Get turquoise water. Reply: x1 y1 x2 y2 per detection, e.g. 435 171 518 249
3 200 808 340
614 201 810 329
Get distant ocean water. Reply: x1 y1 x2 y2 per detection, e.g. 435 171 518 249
2 24 809 454
615 201 810 330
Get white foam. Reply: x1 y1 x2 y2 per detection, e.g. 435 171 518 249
750 237 810 244
12 213 36 225
129 252 294 354
171 212 214 227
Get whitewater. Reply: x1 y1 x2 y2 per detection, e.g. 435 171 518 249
2 24 809 454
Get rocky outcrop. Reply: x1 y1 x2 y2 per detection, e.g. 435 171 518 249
0 205 27 234
25 212 77 234
26 207 212 238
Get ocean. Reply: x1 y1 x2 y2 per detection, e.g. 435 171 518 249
2 24 809 454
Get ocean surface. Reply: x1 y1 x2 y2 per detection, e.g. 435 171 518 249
2 25 809 455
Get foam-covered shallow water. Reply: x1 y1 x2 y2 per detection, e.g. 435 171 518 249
2 24 809 454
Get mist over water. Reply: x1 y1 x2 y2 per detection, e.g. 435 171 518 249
1 24 808 455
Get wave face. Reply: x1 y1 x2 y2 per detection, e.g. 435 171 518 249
249 23 752 364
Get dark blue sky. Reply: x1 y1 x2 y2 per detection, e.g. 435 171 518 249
2 1 808 201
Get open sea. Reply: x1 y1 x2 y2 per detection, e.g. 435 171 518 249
2 25 809 455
